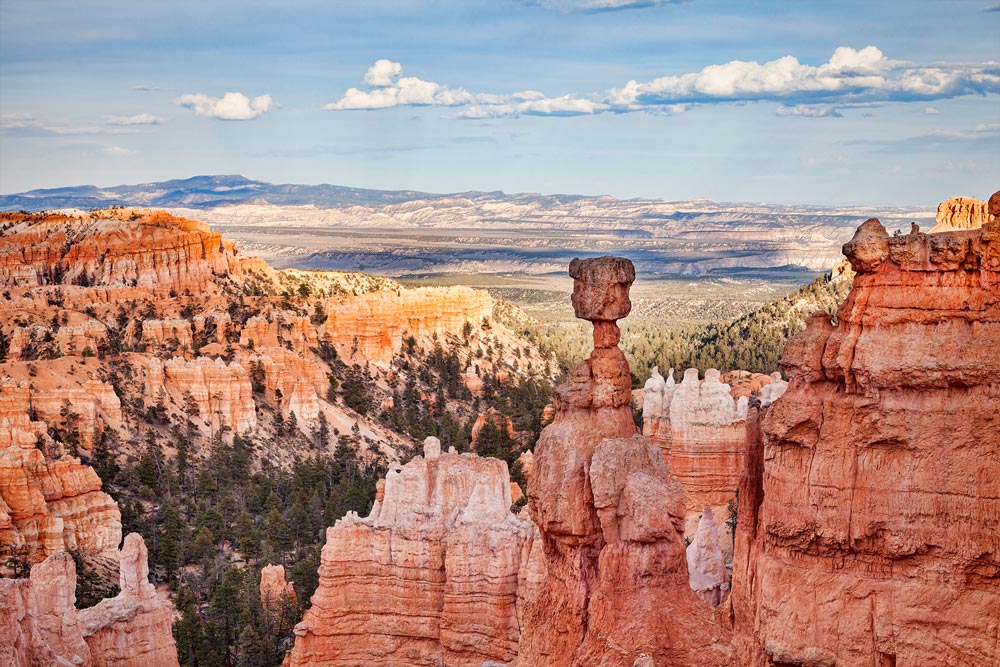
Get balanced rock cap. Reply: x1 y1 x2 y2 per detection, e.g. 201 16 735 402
569 256 635 323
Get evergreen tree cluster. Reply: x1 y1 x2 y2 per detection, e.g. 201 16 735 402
93 426 385 667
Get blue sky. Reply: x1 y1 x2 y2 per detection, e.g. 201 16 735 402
1 0 997 205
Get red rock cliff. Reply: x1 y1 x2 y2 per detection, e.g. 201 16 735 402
732 213 1000 666
519 257 729 667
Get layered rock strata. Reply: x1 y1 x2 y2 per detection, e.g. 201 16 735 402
931 194 991 232
641 365 782 565
322 287 492 365
732 216 1000 666
285 437 538 667
0 533 179 667
1 377 122 567
0 210 243 294
520 257 729 667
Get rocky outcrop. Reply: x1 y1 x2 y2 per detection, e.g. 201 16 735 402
260 563 296 610
732 217 1000 666
686 507 727 607
78 533 180 667
1 378 122 567
520 257 729 667
286 437 537 667
0 210 243 294
140 357 257 433
930 194 991 232
0 533 178 667
640 364 775 566
322 287 492 365
469 408 518 448
0 551 92 667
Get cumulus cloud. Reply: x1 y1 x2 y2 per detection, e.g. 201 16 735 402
326 48 1000 120
325 61 507 111
523 0 690 13
364 59 403 86
104 113 163 126
175 92 274 120
609 47 1000 110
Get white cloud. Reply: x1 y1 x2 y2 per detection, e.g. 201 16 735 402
364 59 403 86
609 47 999 110
325 62 502 111
1 113 42 130
1 112 139 135
925 107 940 114
175 92 274 120
608 47 897 107
102 146 133 156
326 48 1000 121
104 113 163 126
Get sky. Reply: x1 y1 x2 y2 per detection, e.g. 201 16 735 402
0 0 998 205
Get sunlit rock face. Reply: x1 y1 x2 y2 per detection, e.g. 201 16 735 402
285 437 539 667
519 256 730 667
0 377 122 569
732 215 1000 667
321 286 493 365
929 193 991 232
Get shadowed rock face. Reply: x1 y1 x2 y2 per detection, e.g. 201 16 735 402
732 215 1000 667
520 256 730 667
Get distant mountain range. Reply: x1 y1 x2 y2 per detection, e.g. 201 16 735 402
2 175 939 278
0 175 449 211
0 175 929 216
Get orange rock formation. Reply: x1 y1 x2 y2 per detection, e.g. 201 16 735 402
732 214 1000 666
931 194 991 232
322 286 492 365
286 437 539 667
260 563 296 610
520 257 729 667
0 532 179 667
0 378 122 567
0 210 243 294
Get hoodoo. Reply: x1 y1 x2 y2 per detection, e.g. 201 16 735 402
519 256 729 667
732 203 1000 666
285 437 538 667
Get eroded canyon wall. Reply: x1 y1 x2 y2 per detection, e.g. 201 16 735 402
732 211 1000 666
